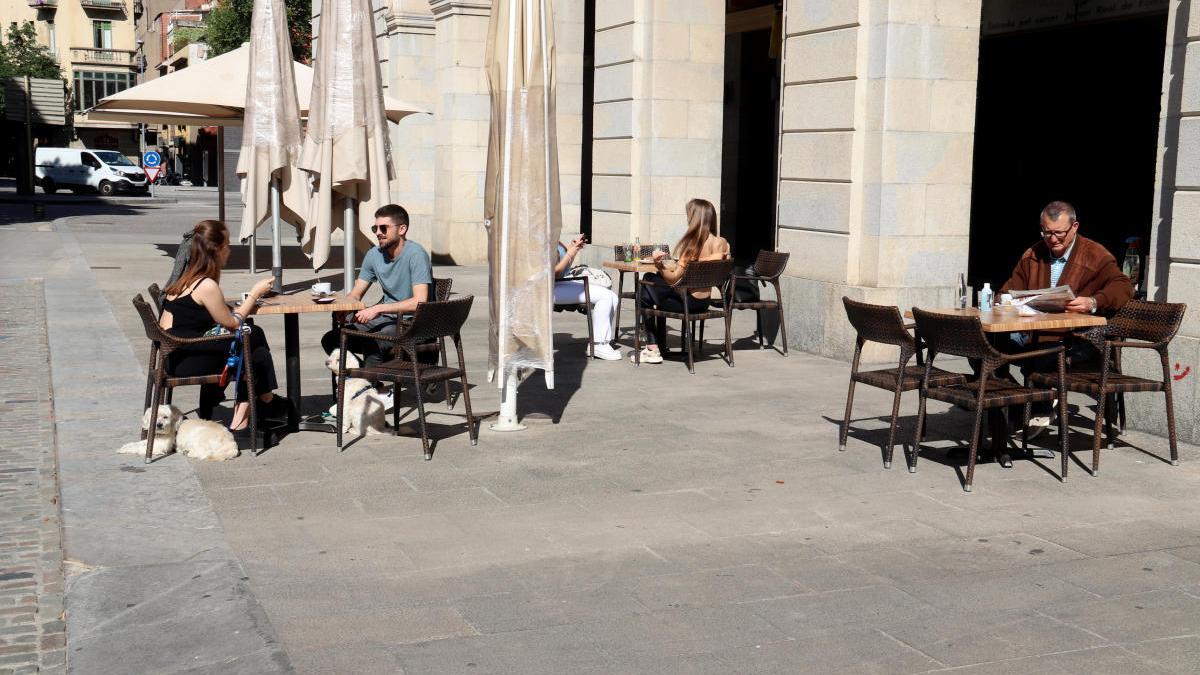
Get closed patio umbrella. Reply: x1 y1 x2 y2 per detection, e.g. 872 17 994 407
483 0 562 430
297 0 393 288
236 0 305 291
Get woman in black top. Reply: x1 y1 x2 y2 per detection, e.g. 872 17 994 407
160 220 290 431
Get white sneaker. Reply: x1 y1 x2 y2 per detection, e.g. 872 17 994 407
629 348 663 364
592 343 621 361
377 389 395 412
1026 415 1051 440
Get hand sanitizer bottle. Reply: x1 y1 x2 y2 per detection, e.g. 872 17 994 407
979 282 993 312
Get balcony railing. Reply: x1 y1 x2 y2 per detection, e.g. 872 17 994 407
28 0 58 8
79 0 125 11
70 47 136 66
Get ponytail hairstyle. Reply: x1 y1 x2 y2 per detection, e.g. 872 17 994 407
674 198 718 263
164 220 227 296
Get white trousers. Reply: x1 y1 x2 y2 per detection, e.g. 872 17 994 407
553 280 616 343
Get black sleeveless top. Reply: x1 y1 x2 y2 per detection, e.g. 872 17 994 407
162 279 216 338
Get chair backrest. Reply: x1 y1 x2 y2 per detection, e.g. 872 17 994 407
147 283 164 315
912 307 999 361
132 294 169 344
751 250 790 279
674 258 735 291
841 297 914 349
432 277 453 302
1106 299 1187 345
404 295 474 342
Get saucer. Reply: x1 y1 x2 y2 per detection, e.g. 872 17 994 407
313 296 336 304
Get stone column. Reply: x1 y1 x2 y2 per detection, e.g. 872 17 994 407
591 0 725 247
429 0 492 263
1133 0 1200 443
383 0 437 236
776 0 980 359
554 0 586 234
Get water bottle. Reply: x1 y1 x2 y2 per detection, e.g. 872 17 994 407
634 236 641 260
1122 237 1142 293
979 282 993 312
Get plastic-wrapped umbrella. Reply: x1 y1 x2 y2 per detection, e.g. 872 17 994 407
236 0 305 291
298 0 393 291
483 0 562 430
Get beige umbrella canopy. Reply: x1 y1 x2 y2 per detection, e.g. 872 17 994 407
484 0 562 427
297 0 394 274
236 0 305 288
91 44 425 125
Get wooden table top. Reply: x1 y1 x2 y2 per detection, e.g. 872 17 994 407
237 293 366 315
905 307 1107 333
602 260 659 274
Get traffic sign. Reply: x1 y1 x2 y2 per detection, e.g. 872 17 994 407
145 166 162 183
143 150 162 168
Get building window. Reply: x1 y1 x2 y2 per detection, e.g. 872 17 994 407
92 20 113 49
46 20 56 53
73 70 132 111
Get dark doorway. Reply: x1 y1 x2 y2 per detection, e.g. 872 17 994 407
721 1 781 263
968 10 1168 290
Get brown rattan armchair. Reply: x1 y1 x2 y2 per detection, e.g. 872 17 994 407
1029 299 1187 474
633 258 735 374
553 274 595 357
730 250 791 355
839 298 966 468
147 282 164 316
331 277 456 407
911 308 1068 492
132 294 258 460
337 295 478 459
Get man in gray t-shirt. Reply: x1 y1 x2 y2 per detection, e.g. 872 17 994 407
320 204 433 367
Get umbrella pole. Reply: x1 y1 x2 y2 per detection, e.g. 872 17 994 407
343 197 355 292
218 126 226 223
271 175 283 292
490 368 526 432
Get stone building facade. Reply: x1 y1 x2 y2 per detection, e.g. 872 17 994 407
377 0 1199 443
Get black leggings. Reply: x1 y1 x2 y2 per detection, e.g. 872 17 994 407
638 273 710 347
168 324 278 402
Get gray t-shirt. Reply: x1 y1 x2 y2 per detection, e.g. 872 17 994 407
359 240 433 305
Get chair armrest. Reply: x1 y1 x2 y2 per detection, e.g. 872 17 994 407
169 332 241 347
730 274 775 283
1003 344 1065 364
1107 339 1159 350
341 324 413 345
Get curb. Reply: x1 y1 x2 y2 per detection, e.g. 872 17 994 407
0 195 178 206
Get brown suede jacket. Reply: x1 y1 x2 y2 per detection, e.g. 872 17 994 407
1000 235 1133 316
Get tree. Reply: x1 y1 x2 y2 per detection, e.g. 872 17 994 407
204 0 312 63
0 21 63 80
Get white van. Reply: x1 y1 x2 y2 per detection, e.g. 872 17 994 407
35 147 149 196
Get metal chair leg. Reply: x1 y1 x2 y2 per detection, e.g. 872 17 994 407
909 393 927 473
839 378 856 452
965 406 984 492
413 375 432 460
460 374 478 446
145 382 163 463
884 386 902 469
1091 393 1105 475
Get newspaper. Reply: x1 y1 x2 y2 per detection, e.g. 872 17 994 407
1009 285 1075 313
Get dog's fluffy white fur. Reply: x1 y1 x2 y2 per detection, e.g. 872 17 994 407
118 405 239 460
326 349 388 436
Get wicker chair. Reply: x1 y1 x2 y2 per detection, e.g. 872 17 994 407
839 298 966 468
553 274 595 357
331 277 456 407
147 283 164 316
911 308 1068 492
337 295 478 459
1029 299 1187 474
132 294 258 460
633 258 735 373
729 250 791 355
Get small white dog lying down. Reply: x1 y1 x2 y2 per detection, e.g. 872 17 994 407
326 349 388 436
118 404 239 461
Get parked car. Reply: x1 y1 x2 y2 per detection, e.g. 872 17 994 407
34 147 150 196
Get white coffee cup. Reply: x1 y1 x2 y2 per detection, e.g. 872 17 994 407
312 282 332 295
240 292 251 302
999 293 1014 306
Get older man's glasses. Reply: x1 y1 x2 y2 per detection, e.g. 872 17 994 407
1040 225 1075 241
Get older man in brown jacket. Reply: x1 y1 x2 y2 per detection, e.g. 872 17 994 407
1001 201 1133 315
998 200 1133 447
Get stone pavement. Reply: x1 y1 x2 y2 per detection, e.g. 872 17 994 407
5 200 1200 673
0 280 66 674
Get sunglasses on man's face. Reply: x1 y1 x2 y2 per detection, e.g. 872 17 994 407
371 224 392 234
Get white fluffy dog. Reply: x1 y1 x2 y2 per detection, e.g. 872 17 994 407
326 349 388 436
118 405 239 461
